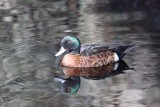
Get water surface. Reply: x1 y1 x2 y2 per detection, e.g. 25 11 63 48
0 0 160 107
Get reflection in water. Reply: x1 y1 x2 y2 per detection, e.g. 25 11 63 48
55 60 133 94
54 76 80 94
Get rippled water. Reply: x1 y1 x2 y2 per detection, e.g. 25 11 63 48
0 0 160 107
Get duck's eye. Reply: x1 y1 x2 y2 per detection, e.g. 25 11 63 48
67 40 71 44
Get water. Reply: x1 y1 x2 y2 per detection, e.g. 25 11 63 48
0 0 160 107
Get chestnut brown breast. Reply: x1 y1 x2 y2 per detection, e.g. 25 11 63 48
61 51 115 67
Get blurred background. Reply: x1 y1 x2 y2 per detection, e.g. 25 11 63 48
0 0 160 107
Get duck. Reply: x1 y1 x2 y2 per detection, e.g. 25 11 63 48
55 35 134 67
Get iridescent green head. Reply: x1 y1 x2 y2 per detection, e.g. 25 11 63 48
55 36 81 56
62 83 80 94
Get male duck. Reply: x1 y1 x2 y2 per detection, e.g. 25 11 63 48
55 35 134 67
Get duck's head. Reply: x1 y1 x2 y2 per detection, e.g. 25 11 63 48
55 36 81 56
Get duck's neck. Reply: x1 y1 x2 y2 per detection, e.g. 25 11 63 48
69 50 80 54
69 47 80 54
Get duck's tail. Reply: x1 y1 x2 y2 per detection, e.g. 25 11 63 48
115 43 134 59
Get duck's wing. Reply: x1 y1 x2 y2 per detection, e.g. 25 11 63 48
80 41 127 56
80 44 110 56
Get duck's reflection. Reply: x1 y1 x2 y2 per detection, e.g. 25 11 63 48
54 76 80 94
54 60 133 94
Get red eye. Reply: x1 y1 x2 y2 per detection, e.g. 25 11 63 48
67 40 71 44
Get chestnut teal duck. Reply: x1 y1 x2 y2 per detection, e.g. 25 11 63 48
55 35 134 67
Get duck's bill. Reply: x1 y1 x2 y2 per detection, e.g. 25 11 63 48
55 47 66 56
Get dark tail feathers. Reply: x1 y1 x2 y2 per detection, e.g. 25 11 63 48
115 43 134 59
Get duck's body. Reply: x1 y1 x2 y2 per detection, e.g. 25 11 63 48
55 36 134 67
62 51 116 67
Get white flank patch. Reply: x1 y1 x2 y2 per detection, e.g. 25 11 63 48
114 63 119 70
114 53 119 62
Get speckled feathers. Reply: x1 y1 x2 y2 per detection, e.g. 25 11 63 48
61 51 116 67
